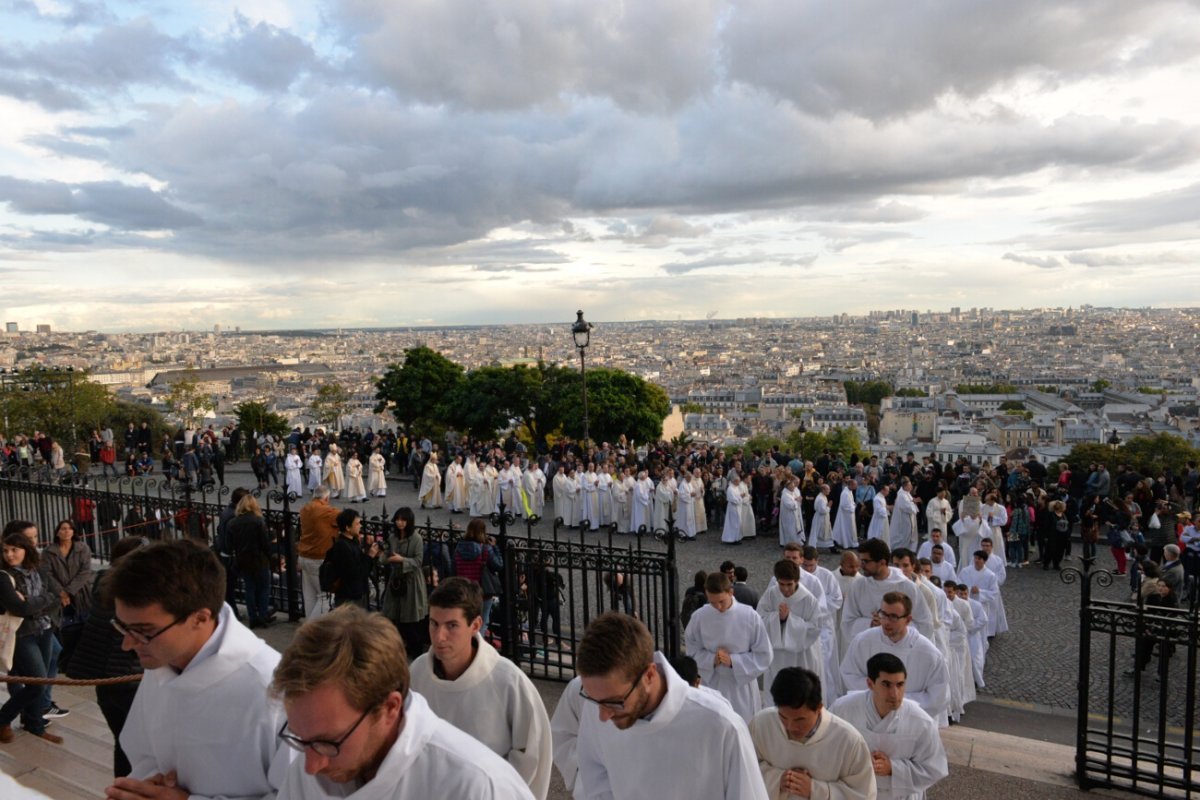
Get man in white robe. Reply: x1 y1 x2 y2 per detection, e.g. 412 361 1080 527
522 461 547 519
573 613 768 800
653 469 675 533
842 539 934 645
272 606 533 800
322 444 344 498
958 551 1007 637
803 545 846 703
630 471 653 534
595 467 614 527
756 559 823 694
692 473 708 534
722 474 746 544
980 537 1010 626
888 479 920 551
980 493 1009 562
551 675 584 798
833 480 859 551
684 573 773 722
676 469 696 538
830 652 948 800
917 529 956 570
867 485 891 541
779 478 804 547
106 540 290 800
928 544 957 585
306 450 323 494
941 581 977 717
580 465 600 530
749 667 875 800
811 485 833 548
285 447 304 496
410 578 552 799
552 468 573 525
610 469 630 533
368 447 387 497
502 458 524 515
841 591 950 728
419 453 443 509
738 477 756 539
835 551 865 658
956 584 989 689
444 456 467 512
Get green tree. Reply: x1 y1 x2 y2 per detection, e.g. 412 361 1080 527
785 430 829 461
235 401 291 439
1090 379 1112 393
955 383 1018 394
0 368 129 446
680 402 705 414
442 363 574 447
895 388 926 398
1117 433 1200 477
164 367 216 427
844 380 894 406
826 426 864 458
1036 385 1059 394
311 383 352 431
557 367 671 445
999 400 1026 411
374 346 465 434
744 434 784 453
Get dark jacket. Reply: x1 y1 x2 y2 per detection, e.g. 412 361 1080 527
42 540 94 616
0 566 56 637
64 571 142 681
228 513 272 574
454 540 502 595
325 534 374 604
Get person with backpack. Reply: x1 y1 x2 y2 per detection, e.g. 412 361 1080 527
453 518 503 632
321 508 380 609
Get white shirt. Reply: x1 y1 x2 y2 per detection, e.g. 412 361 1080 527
121 604 290 800
410 636 552 799
829 691 948 800
576 653 769 800
685 597 773 722
277 691 534 800
840 626 951 728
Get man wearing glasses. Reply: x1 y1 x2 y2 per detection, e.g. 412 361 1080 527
571 612 768 799
103 540 290 800
840 592 950 728
841 539 933 646
272 606 532 799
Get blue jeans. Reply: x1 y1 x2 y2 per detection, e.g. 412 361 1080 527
244 568 272 624
482 597 496 632
0 629 54 734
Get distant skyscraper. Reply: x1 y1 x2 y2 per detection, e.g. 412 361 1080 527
36 324 50 334
910 311 919 327
4 322 16 333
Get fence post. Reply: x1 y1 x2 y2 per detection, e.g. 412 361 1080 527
665 507 680 658
282 489 301 620
1062 554 1112 790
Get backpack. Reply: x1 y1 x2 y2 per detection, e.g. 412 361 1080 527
319 549 340 593
680 591 706 629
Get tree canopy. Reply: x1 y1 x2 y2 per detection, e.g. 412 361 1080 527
311 383 352 430
843 380 893 406
164 367 216 427
235 401 291 439
1066 433 1200 480
0 368 164 446
374 346 465 434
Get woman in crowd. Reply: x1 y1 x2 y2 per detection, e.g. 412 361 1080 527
227 494 274 628
0 533 63 745
453 518 503 631
380 507 428 659
42 519 93 630
324 508 380 608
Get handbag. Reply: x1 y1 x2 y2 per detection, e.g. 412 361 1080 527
479 548 503 597
1 574 23 672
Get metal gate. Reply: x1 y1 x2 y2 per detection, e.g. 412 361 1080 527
1067 554 1199 798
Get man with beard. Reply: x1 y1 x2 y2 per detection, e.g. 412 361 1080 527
572 613 767 799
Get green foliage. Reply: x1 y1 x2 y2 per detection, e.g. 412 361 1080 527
894 388 926 397
165 367 216 427
843 380 894 406
311 383 352 430
1136 386 1167 395
1066 434 1200 480
784 427 864 462
679 402 705 414
744 434 784 453
374 346 465 434
235 401 291 439
826 426 863 457
558 367 671 446
0 368 143 446
788 408 808 419
954 383 1018 394
1036 385 1059 394
1090 379 1112 393
670 431 694 449
999 400 1026 411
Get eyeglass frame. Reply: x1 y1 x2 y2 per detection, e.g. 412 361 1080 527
110 614 187 645
278 704 379 758
875 607 910 623
578 665 649 710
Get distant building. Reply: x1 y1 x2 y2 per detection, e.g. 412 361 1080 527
36 324 50 334
988 414 1036 451
4 322 16 333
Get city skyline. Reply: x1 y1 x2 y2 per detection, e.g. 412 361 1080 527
3 2 1200 332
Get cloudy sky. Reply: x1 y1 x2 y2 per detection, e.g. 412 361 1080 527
2 0 1199 332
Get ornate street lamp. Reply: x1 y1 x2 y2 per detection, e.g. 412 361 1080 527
1107 429 1121 451
571 310 593 448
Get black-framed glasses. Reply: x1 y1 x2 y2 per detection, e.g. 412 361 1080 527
876 608 909 623
579 666 648 710
111 615 185 645
278 705 377 757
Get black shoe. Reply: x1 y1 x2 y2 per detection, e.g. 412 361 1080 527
42 703 69 720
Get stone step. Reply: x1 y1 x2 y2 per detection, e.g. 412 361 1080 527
0 732 112 798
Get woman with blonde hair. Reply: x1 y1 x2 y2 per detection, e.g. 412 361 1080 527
226 494 274 628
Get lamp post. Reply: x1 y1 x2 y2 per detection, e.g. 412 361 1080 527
1107 429 1121 451
571 310 593 449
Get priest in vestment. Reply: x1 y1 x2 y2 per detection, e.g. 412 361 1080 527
652 469 675 533
722 474 746 544
367 447 386 497
749 667 876 800
285 447 304 496
444 455 468 512
811 485 833 548
888 479 919 551
958 552 1007 637
757 559 823 694
867 485 890 541
630 471 653 533
580 465 600 530
322 444 344 498
676 469 697 538
685 572 773 722
345 453 367 502
842 540 935 645
419 453 443 509
305 450 323 494
739 477 757 539
779 479 804 547
692 472 708 534
552 468 574 526
833 480 859 551
522 461 546 519
951 516 991 569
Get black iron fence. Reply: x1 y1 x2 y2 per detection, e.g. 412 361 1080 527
1066 548 1199 798
0 469 680 683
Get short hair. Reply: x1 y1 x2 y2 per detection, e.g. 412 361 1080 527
733 565 749 582
335 508 360 532
272 606 409 711
719 560 736 573
981 537 993 546
428 576 482 622
669 655 700 686
230 486 250 506
892 547 915 564
1164 544 1181 560
930 528 942 536
2 520 36 539
704 572 732 594
236 493 261 516
577 612 654 683
880 591 913 616
313 485 331 500
801 545 819 561
770 667 823 710
692 570 707 589
931 543 944 552
783 542 803 555
102 539 224 618
111 536 148 563
917 557 932 568
2 532 38 568
773 559 800 582
859 538 890 563
973 550 989 561
943 581 957 590
867 652 907 680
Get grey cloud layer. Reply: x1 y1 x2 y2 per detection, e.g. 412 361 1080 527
0 0 1198 273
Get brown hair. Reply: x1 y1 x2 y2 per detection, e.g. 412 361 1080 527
272 605 409 710
236 494 262 516
773 559 800 582
577 611 654 683
881 590 913 616
704 572 732 594
465 518 488 543
428 576 482 622
102 539 224 618
2 532 38 568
